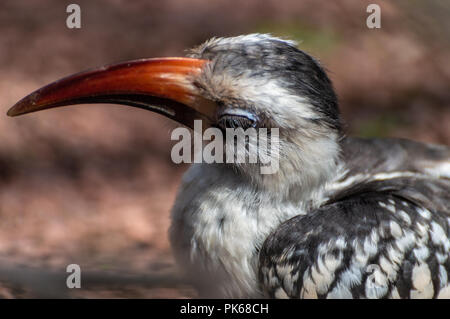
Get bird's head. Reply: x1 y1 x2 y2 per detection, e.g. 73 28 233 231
8 34 342 198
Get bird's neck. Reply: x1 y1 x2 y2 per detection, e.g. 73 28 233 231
170 133 344 297
243 133 343 206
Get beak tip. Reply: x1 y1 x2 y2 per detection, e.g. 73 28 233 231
7 102 24 117
7 107 17 117
7 95 38 117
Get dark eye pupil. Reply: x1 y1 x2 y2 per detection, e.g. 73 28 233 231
218 115 256 130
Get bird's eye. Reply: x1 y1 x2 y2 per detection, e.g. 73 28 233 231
217 113 257 130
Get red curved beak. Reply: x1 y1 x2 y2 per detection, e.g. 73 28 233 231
7 57 215 129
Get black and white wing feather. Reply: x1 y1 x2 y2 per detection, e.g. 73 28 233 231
259 137 450 299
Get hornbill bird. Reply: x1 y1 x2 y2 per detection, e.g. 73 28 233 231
7 34 450 299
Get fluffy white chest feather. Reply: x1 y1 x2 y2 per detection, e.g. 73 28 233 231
169 163 310 298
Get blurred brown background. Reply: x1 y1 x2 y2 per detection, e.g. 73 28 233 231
0 0 449 298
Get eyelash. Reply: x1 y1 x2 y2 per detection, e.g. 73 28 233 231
217 114 257 130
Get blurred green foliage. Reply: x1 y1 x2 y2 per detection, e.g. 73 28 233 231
353 114 405 138
255 21 340 56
